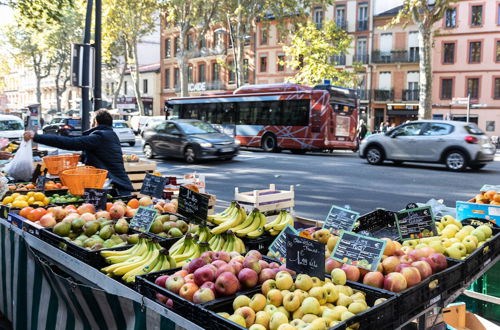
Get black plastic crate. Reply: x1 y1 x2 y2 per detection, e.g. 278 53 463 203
353 209 399 241
242 233 276 254
396 258 463 323
8 212 43 236
460 228 500 284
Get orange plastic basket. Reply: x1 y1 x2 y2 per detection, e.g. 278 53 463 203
43 154 81 175
59 166 108 195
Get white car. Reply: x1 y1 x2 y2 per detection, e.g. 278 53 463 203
112 120 136 146
0 115 25 141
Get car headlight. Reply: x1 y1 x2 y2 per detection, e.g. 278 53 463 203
234 139 241 145
199 142 213 148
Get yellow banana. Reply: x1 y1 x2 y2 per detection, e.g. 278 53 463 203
236 213 262 236
208 202 235 221
211 208 244 235
122 250 160 282
273 211 291 231
112 245 155 275
246 227 264 239
101 239 144 258
208 203 238 224
264 212 283 231
231 211 255 232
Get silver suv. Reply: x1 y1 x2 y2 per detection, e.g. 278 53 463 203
359 120 496 171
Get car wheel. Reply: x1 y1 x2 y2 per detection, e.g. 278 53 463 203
128 141 136 147
469 164 486 171
445 150 467 171
366 146 384 165
261 134 278 152
143 144 155 159
184 147 197 164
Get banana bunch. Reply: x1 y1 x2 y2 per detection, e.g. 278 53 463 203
169 234 210 267
100 238 175 283
208 202 246 225
232 208 266 238
264 210 294 235
209 231 246 254
210 204 247 235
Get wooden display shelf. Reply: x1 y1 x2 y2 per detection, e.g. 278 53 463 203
234 184 294 213
124 161 157 194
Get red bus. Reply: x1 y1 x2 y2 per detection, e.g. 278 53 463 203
166 82 358 153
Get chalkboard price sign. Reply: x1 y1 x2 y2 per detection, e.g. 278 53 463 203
130 206 158 231
268 224 298 262
178 186 209 225
331 231 386 271
140 173 168 199
36 176 47 192
323 205 360 234
83 188 108 211
395 206 437 241
286 234 325 279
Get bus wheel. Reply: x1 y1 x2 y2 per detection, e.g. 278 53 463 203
261 134 278 152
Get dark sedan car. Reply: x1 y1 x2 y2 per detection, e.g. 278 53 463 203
42 117 82 136
142 119 239 163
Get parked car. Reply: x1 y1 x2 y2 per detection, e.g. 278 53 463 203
0 115 24 141
359 120 496 171
142 119 240 163
42 117 82 136
112 120 136 146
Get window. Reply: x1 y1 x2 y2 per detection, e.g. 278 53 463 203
212 63 220 81
111 82 115 93
228 61 235 84
422 123 454 136
174 37 180 56
188 66 193 83
357 4 368 31
469 41 481 63
260 55 267 72
498 4 500 25
187 34 193 50
313 7 324 29
198 64 205 83
214 31 223 47
174 68 179 87
467 78 479 99
408 31 419 62
494 78 500 99
124 81 128 95
445 8 456 27
393 123 425 136
143 79 148 94
260 28 268 45
407 71 419 90
335 5 346 28
277 54 285 71
355 37 367 62
165 39 171 58
243 59 249 83
443 43 455 63
440 78 453 99
199 36 206 49
471 5 482 26
486 121 495 132
378 72 392 90
496 40 500 62
165 69 170 89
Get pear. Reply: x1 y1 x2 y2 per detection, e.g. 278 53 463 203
53 222 71 237
149 219 163 234
127 234 139 244
71 218 86 233
114 218 129 234
99 225 115 240
83 221 100 236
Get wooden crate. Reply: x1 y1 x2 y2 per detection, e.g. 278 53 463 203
234 184 294 213
124 161 157 194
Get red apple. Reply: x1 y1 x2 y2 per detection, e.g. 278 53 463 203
429 253 448 272
229 251 241 259
341 264 360 282
200 251 214 263
384 272 408 292
399 255 414 264
166 299 173 308
395 263 411 272
258 268 275 284
174 270 188 277
193 265 216 286
359 267 369 280
382 256 401 274
258 260 269 269
394 249 405 257
419 257 438 273
325 258 342 273
419 247 436 258
400 267 421 288
215 272 239 296
401 246 413 255
246 250 263 260
409 249 427 261
231 255 245 264
268 262 280 269
184 273 195 283
211 260 227 269
200 281 216 293
362 271 384 288
154 275 169 288
216 264 236 278
278 264 296 276
187 257 207 274
238 268 259 288
193 288 216 303
411 261 433 280
229 260 243 274
155 293 167 303
213 252 231 263
179 283 199 302
166 275 185 294
243 256 262 274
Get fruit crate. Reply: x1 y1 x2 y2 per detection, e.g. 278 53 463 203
353 208 399 241
396 258 463 324
8 212 43 236
234 184 294 213
241 233 276 255
123 160 157 194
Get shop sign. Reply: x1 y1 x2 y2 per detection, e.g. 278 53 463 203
268 224 298 262
323 205 359 234
178 186 209 225
331 231 386 271
83 188 108 211
286 234 325 279
130 206 158 231
140 173 168 199
395 206 437 241
188 82 206 92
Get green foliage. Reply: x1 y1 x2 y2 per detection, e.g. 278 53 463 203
387 0 457 28
6 0 74 28
283 20 358 87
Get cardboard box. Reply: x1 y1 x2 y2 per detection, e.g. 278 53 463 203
442 302 498 330
456 201 500 224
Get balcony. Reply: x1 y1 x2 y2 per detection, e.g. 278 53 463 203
190 45 226 58
403 89 419 101
353 54 369 64
357 20 368 31
373 89 394 101
335 19 347 30
332 54 346 65
356 89 370 101
371 50 420 63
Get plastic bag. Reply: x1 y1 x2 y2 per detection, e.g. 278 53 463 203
4 140 34 181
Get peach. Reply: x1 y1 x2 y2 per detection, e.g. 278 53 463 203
341 264 360 282
400 267 421 288
235 307 256 328
382 256 401 274
362 271 384 288
383 272 408 292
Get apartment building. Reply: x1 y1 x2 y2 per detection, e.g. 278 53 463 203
432 0 500 136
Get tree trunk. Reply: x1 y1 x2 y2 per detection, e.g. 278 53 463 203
418 26 433 119
179 29 189 97
128 40 145 116
235 8 244 87
113 63 127 108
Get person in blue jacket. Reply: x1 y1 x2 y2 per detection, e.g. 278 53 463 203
24 109 134 196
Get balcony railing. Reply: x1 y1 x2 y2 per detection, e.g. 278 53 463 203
403 89 420 101
356 89 370 100
335 19 347 30
332 54 346 65
374 89 394 101
357 20 368 31
353 54 369 64
371 50 420 63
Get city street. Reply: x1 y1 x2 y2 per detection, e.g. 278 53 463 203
122 138 500 220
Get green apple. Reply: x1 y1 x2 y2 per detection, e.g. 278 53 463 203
331 269 347 285
477 225 493 239
441 239 453 248
340 311 356 321
415 243 428 250
264 304 278 316
445 224 460 232
233 295 251 310
428 240 444 253
448 238 460 244
348 302 367 314
462 225 475 234
451 242 467 257
441 215 456 226
402 239 419 248
445 246 463 259
462 237 477 254
336 293 353 307
441 227 457 238
269 311 288 330
471 228 486 242
283 293 301 312
295 274 313 291
464 234 479 245
453 220 463 229
301 297 321 315
435 222 444 232
454 230 468 241
323 283 339 304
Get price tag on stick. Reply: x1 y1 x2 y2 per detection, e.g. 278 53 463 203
286 234 325 279
395 206 437 241
268 224 298 262
140 173 168 199
323 205 359 234
83 188 108 211
130 206 158 232
330 231 386 271
36 175 47 192
178 186 209 225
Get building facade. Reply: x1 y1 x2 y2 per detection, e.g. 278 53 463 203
432 0 500 136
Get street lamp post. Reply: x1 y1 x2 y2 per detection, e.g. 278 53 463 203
81 0 93 132
94 0 102 111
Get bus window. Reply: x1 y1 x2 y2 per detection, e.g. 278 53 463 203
221 103 235 124
283 100 309 126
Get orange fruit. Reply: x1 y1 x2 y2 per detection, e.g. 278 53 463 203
28 208 47 221
60 186 68 190
55 183 62 189
484 190 497 201
25 183 35 190
106 202 113 212
19 207 34 218
127 199 139 209
45 183 56 190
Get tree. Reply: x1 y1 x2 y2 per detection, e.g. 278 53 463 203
2 0 73 27
162 0 219 97
388 0 457 119
283 20 359 87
